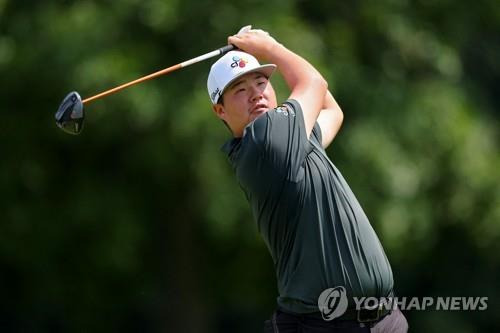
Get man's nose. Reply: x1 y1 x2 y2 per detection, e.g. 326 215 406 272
249 85 263 102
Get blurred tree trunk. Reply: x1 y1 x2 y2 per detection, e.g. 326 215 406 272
154 184 210 332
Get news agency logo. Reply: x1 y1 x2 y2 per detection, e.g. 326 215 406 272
353 296 489 311
318 286 489 321
317 286 349 321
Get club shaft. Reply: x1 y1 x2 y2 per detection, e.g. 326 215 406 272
82 45 234 105
82 64 181 104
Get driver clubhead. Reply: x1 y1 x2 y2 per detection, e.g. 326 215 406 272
55 91 84 135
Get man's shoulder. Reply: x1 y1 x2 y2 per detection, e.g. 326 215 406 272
246 99 301 140
271 99 301 119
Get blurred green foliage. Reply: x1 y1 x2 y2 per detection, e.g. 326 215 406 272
0 0 499 332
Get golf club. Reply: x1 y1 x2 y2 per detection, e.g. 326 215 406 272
55 25 252 135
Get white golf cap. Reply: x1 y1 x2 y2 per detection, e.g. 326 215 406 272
207 50 276 104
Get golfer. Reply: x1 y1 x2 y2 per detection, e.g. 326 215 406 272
207 29 408 332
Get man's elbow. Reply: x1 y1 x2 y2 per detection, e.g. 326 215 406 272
313 75 328 96
328 104 343 130
336 107 344 127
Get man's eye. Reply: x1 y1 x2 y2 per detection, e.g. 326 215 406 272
258 81 266 85
236 88 245 93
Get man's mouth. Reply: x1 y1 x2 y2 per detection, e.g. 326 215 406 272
251 104 268 114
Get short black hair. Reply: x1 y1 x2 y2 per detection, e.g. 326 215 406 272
217 95 224 105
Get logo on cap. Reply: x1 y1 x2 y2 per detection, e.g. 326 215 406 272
230 56 248 68
211 87 221 103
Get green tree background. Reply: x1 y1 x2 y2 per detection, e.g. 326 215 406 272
1 0 498 332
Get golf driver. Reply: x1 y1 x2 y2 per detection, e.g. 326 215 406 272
55 25 252 135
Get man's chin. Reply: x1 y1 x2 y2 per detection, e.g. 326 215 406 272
250 108 268 120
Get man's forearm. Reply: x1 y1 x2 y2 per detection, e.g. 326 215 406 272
265 43 328 135
265 43 327 94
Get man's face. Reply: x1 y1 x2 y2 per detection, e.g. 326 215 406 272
212 72 277 137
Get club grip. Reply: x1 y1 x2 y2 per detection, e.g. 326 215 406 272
218 44 235 55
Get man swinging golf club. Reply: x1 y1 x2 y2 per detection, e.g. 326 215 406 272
208 28 409 332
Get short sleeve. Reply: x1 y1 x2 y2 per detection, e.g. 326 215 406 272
310 121 323 149
246 99 312 181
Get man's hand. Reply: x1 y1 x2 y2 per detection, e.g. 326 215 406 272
228 29 280 61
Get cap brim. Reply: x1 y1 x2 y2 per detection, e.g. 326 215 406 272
218 64 277 103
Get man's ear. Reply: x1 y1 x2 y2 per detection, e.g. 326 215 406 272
212 103 226 121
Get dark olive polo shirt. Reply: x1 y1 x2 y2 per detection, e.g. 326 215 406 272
221 99 393 313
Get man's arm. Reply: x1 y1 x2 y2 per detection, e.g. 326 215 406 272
317 90 344 148
228 30 328 137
